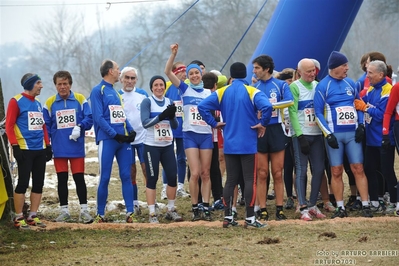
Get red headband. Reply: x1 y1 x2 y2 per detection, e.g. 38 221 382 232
173 66 186 75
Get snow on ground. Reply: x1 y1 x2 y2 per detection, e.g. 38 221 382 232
19 137 167 217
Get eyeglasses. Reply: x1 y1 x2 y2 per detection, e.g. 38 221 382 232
124 76 136 80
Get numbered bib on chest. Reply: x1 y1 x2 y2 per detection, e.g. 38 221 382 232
364 113 372 124
154 122 172 142
336 106 356 125
269 98 278 117
304 108 317 127
28 111 44 130
174 101 183 117
56 109 76 129
189 106 207 126
109 105 126 124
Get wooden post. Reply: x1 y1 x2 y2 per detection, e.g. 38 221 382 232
0 78 14 221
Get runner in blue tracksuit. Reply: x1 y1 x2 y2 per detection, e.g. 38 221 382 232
43 70 94 224
199 62 272 228
90 60 137 223
314 51 372 219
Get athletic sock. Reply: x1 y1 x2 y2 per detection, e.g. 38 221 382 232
167 200 175 211
336 201 344 209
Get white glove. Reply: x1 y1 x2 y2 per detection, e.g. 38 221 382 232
69 126 81 141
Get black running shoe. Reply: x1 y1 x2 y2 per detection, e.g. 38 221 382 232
203 210 212 221
349 200 362 211
192 208 201 221
331 207 348 219
276 210 287 221
361 206 373 218
345 196 356 209
223 218 239 228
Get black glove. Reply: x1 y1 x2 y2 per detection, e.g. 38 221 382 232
158 108 170 121
297 135 310 155
326 134 339 149
45 145 53 162
355 124 365 143
114 134 126 143
126 131 136 143
167 104 177 119
382 135 391 149
12 145 25 162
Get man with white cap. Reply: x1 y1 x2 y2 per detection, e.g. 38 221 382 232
314 51 372 219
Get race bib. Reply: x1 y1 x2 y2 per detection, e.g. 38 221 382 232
364 113 372 124
336 106 356 125
56 109 76 129
174 101 183 117
109 105 126 124
154 123 172 142
304 108 317 127
269 97 278 117
28 111 44 130
189 106 207 126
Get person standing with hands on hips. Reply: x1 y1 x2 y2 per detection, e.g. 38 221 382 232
6 73 52 229
199 62 273 228
90 60 137 223
43 70 94 224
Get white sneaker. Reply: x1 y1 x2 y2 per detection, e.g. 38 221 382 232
149 213 159 224
323 202 336 212
55 212 71 222
134 205 141 215
309 205 326 219
165 210 183 221
176 188 190 198
79 210 94 224
300 209 312 221
161 189 167 200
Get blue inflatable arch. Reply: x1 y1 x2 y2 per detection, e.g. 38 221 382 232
246 0 363 82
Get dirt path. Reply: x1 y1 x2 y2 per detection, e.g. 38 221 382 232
31 216 398 231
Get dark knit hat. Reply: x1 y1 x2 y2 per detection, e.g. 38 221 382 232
22 74 41 91
149 75 166 91
230 62 247 79
190 60 205 68
328 51 348 69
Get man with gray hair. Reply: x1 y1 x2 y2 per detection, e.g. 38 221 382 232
355 60 397 214
119 66 148 216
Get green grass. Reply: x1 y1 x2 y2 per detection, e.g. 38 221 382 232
1 218 399 265
1 137 399 265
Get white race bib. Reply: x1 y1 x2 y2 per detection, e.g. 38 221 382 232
154 123 172 142
336 106 356 125
269 98 278 117
189 106 207 126
304 108 317 127
56 109 76 129
174 100 183 117
109 105 126 124
28 111 44 130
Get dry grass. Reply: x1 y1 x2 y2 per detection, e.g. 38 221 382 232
1 137 399 265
